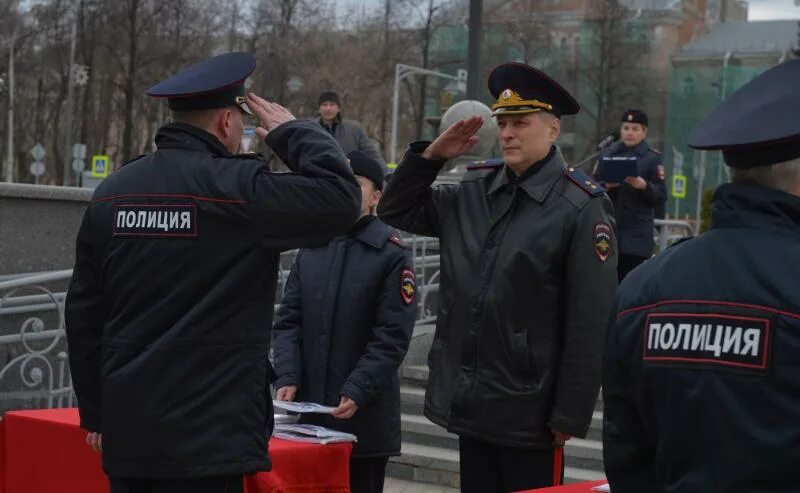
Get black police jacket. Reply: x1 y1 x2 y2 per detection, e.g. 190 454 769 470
603 183 800 492
378 142 618 449
272 216 416 457
597 141 667 257
65 120 360 479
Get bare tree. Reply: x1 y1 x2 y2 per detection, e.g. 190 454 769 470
579 0 652 153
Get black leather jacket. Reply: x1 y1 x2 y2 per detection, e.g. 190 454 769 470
378 142 618 448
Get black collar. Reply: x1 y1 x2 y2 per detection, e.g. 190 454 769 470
712 183 800 232
488 146 566 203
154 123 233 157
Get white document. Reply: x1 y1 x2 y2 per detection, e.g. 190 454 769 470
273 430 356 444
272 400 336 414
591 484 611 492
276 423 356 440
274 413 299 425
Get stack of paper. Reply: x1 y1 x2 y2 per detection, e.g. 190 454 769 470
274 423 357 445
274 413 299 425
273 400 336 414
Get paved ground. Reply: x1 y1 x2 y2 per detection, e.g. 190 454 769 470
384 478 459 492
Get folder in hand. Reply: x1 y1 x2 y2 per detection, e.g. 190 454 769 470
597 156 638 184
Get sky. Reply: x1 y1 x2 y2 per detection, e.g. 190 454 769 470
336 0 800 21
747 0 800 20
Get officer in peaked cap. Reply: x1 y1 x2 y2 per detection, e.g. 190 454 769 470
603 59 800 492
378 62 618 492
65 52 361 493
594 108 667 281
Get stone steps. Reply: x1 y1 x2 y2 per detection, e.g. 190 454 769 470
391 364 608 488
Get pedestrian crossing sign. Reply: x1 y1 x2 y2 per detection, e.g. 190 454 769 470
91 155 110 178
672 175 687 198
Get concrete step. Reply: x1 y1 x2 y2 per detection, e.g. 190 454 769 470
564 438 604 472
388 443 460 489
387 442 606 489
402 413 459 450
586 410 604 442
400 364 430 388
400 385 426 416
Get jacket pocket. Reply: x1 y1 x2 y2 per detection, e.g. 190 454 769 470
510 332 534 377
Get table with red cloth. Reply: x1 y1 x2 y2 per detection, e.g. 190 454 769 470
518 479 608 492
0 408 352 493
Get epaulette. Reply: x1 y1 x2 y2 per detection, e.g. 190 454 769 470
651 148 662 155
120 154 147 167
564 166 604 197
388 232 410 249
466 158 504 171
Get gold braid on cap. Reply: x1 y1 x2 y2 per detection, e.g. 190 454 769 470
491 89 553 115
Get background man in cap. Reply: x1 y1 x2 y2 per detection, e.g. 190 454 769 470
65 52 361 493
273 150 415 493
594 109 667 281
317 91 385 165
603 59 800 492
379 62 618 492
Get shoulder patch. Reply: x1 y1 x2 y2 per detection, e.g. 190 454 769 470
564 167 605 197
401 268 416 305
388 233 410 249
466 158 504 171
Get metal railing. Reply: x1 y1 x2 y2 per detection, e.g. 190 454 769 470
1 223 693 410
0 270 75 411
654 219 695 253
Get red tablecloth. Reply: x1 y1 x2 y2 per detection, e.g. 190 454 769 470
0 408 351 493
521 479 608 492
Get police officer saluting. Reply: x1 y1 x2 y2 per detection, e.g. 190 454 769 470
65 52 360 493
595 109 667 280
379 63 618 492
603 59 800 492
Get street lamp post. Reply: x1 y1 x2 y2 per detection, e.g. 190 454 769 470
62 0 79 186
390 63 460 165
4 29 16 183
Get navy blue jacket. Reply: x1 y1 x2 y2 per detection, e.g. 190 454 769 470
597 141 667 257
273 216 416 457
65 121 360 479
603 183 800 492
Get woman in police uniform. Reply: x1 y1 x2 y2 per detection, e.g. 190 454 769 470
595 110 667 281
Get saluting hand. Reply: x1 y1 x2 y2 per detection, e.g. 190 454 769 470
422 116 483 162
247 93 296 139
